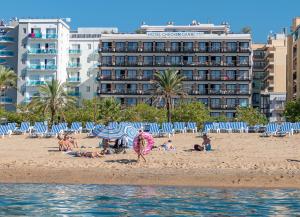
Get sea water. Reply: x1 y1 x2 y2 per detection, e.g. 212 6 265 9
0 184 299 216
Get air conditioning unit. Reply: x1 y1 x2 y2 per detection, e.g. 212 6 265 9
166 48 170 52
112 62 115 66
99 48 102 52
193 48 199 52
138 62 143 66
112 48 116 52
138 48 143 52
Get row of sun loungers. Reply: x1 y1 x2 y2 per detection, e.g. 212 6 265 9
204 122 249 133
263 122 300 136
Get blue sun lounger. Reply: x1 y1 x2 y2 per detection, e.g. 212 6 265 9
174 122 186 133
186 122 197 133
161 122 175 137
0 125 12 138
13 122 30 134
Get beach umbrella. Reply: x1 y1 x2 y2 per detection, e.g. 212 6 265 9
92 125 125 140
121 125 139 147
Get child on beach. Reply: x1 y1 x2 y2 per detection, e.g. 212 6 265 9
137 134 147 162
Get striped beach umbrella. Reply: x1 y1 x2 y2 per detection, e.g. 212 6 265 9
122 125 139 147
92 126 125 140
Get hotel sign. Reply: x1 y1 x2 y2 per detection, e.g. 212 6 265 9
147 32 202 37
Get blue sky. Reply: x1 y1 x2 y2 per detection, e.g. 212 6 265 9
1 0 300 42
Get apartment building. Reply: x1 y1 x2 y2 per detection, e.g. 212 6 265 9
68 27 117 99
287 17 300 101
0 19 18 110
260 33 287 122
98 21 252 118
252 44 266 108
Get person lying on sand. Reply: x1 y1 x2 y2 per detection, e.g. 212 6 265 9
159 140 175 151
74 151 103 158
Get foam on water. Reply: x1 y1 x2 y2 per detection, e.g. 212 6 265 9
0 184 299 216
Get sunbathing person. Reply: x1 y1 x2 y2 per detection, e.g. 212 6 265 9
74 151 103 158
160 140 175 151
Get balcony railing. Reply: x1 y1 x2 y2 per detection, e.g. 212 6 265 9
27 65 57 70
28 33 58 39
67 63 81 68
0 36 14 42
26 80 47 86
0 51 14 57
68 92 81 97
69 49 81 54
67 77 81 83
28 65 57 70
28 48 57 54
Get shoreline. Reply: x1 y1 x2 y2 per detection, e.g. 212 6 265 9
1 167 300 189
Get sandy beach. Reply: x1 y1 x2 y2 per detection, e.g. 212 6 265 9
0 133 299 188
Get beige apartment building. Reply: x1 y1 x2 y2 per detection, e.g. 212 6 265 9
260 33 287 122
287 17 300 101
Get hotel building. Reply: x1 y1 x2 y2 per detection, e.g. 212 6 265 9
98 21 252 118
287 17 300 101
260 33 287 122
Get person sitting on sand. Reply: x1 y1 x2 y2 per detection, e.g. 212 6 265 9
67 135 78 148
194 135 212 152
137 134 147 162
160 140 175 151
74 151 103 158
100 138 111 155
58 134 72 152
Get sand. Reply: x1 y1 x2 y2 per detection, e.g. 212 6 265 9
0 133 300 188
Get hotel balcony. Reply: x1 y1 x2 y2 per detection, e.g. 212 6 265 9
27 65 57 71
28 33 58 40
26 80 47 86
69 49 81 55
0 97 13 104
0 36 14 43
67 77 81 83
68 91 81 97
98 89 151 95
0 51 14 57
67 63 81 69
27 48 57 55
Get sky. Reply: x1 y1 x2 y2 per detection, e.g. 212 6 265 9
1 0 300 42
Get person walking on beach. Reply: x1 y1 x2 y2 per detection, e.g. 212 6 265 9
137 134 147 162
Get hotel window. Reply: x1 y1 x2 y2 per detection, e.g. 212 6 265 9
238 98 248 107
211 56 222 66
226 112 235 118
237 70 248 80
101 83 111 92
226 98 236 108
199 42 208 52
127 70 137 79
238 56 249 66
143 56 153 66
155 56 165 65
155 42 165 52
128 42 138 52
170 56 181 65
226 84 236 94
45 59 55 67
127 98 137 106
143 42 153 52
127 56 138 65
198 98 208 106
183 56 193 65
101 70 111 79
44 75 54 82
116 84 125 93
143 70 153 79
210 84 221 94
115 70 126 79
198 56 208 65
198 70 207 80
239 42 249 51
226 42 237 52
210 70 221 80
115 56 125 66
143 84 151 92
211 112 221 117
210 98 221 108
29 75 40 81
239 84 249 94
46 28 57 38
88 44 91 49
102 56 112 65
226 56 236 66
198 84 207 94
102 42 112 51
211 42 221 52
115 42 126 52
23 28 26 34
171 42 181 52
182 70 193 80
225 70 236 80
86 86 91 92
183 42 193 52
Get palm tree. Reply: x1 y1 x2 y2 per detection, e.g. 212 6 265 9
151 69 186 122
0 66 17 109
29 79 76 125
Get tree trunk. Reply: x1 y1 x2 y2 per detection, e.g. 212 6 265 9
93 99 97 122
50 109 55 126
167 97 171 122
